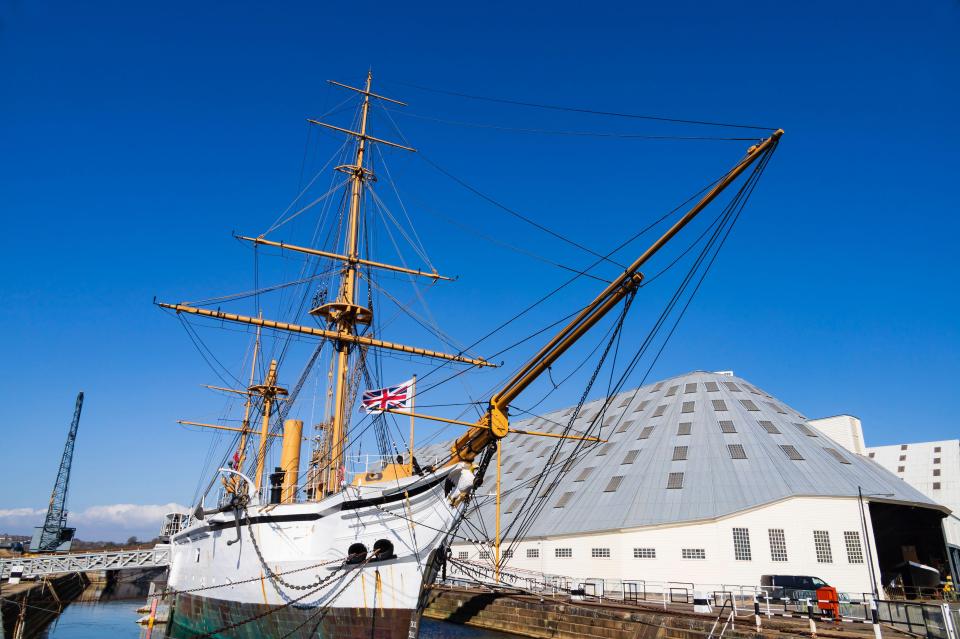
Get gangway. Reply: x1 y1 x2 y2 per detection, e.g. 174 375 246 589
0 545 170 579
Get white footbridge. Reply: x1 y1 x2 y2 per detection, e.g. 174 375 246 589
1 545 171 579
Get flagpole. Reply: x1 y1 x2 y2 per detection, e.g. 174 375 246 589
408 375 416 474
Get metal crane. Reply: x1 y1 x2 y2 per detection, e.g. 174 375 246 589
29 392 83 553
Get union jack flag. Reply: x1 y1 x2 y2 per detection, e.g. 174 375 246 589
361 378 414 414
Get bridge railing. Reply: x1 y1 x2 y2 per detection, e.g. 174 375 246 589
0 544 171 579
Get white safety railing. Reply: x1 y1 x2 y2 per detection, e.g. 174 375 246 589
0 545 171 579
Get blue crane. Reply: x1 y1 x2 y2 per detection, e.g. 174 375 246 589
29 392 83 553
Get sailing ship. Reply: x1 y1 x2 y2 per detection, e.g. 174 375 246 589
156 72 782 639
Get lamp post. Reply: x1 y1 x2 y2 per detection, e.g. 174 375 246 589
858 486 894 600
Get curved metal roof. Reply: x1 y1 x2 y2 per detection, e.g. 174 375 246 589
419 370 945 539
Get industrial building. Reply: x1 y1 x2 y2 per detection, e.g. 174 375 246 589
809 416 960 581
420 371 953 595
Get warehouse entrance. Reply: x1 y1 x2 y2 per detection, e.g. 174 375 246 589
869 502 951 595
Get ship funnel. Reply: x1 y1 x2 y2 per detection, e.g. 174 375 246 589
281 419 303 503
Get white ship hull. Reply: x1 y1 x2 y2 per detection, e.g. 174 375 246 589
166 464 473 639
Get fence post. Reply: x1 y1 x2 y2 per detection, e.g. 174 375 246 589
941 603 957 639
764 595 772 619
806 598 817 638
754 594 762 635
870 597 883 639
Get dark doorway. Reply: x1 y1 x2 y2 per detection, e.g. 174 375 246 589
869 502 949 596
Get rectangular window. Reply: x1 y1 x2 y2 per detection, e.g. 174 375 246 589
616 420 633 433
824 447 852 464
868 452 875 458
712 399 728 411
681 401 695 414
934 446 941 453
505 498 523 513
769 402 788 414
934 458 941 464
636 400 650 411
813 530 833 563
705 381 720 392
596 443 613 456
526 548 539 558
723 381 742 392
604 476 624 492
591 548 611 558
555 548 572 558
633 548 656 559
898 454 906 461
933 482 941 489
503 549 514 558
843 531 864 564
933 469 941 476
458 551 469 559
652 381 664 392
898 466 905 472
677 422 692 435
682 548 706 560
652 404 667 417
638 426 655 440
740 399 760 411
758 420 781 434
618 395 633 408
719 420 737 433
684 383 698 394
574 467 595 482
794 422 818 437
667 472 684 489
728 444 747 459
769 529 788 562
665 385 679 397
672 446 688 461
479 551 490 559
733 527 752 561
555 492 575 508
780 445 804 461
622 449 640 464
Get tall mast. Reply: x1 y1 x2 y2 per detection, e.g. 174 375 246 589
326 71 373 493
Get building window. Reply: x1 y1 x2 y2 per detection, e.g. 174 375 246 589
723 381 742 392
591 548 611 559
740 399 760 411
843 531 864 564
898 454 906 461
934 458 941 464
705 381 720 392
933 482 941 490
677 422 692 435
897 466 905 472
479 551 490 559
555 548 572 558
597 443 614 456
719 420 737 433
604 476 624 493
733 528 752 561
712 399 728 411
633 548 656 559
901 444 908 451
682 548 706 560
868 452 875 458
824 447 852 464
672 446 688 461
666 385 679 397
759 420 780 434
934 446 941 453
618 395 633 408
505 499 523 513
458 551 469 559
779 445 804 461
685 383 697 394
794 423 818 437
527 548 539 558
769 529 788 562
728 444 747 459
667 472 684 489
933 469 941 477
574 467 595 482
555 492 575 508
503 550 514 559
813 530 833 563
622 450 640 464
638 426 655 440
681 401 695 414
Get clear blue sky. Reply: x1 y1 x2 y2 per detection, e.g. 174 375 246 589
1 1 957 539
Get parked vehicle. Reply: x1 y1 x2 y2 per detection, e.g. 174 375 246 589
760 575 831 600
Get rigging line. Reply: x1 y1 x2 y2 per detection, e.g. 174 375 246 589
365 185 435 272
260 178 352 238
387 109 764 141
418 151 627 269
175 314 244 388
385 79 778 131
185 269 339 307
372 144 435 271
